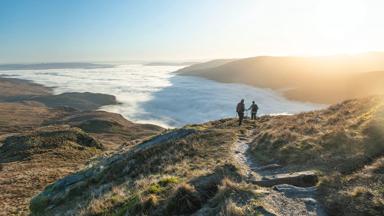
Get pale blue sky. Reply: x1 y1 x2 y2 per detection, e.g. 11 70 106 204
1 0 383 63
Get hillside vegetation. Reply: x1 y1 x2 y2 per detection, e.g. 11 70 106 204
0 78 163 215
31 96 384 215
177 53 384 103
30 127 257 215
248 96 384 215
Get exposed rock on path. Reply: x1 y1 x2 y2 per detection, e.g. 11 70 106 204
234 130 327 216
252 171 318 187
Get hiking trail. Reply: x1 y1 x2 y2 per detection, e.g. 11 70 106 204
234 129 328 216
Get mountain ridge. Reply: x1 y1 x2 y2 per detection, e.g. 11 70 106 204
176 53 384 103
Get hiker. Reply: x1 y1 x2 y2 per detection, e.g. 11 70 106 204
236 99 245 126
248 101 259 120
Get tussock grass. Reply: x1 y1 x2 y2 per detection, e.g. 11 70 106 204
0 126 104 215
32 126 244 215
319 157 384 216
30 96 384 215
0 78 164 215
246 96 384 215
194 178 265 216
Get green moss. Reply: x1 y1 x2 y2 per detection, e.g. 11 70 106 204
147 176 181 194
159 176 181 186
148 183 165 194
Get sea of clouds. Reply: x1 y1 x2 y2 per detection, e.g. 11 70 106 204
0 64 325 128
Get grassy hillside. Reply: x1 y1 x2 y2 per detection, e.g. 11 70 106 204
2 75 383 215
177 53 384 103
0 78 163 215
0 105 163 215
49 111 163 149
29 127 257 215
0 126 104 215
248 96 384 215
30 96 384 216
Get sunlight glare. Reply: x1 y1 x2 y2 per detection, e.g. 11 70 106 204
313 0 368 55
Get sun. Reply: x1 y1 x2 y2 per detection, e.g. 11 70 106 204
312 0 368 55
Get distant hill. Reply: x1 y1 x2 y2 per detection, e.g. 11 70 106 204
0 78 118 111
0 62 113 70
0 78 51 99
176 53 384 103
175 59 236 74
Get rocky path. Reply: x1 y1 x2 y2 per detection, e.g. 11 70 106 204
234 130 327 216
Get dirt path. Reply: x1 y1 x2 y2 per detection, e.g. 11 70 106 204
234 129 327 216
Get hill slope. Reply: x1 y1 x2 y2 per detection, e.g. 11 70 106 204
0 78 163 215
177 53 384 103
248 96 384 215
31 96 384 215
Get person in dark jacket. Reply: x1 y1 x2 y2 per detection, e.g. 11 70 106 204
236 99 245 126
248 101 259 120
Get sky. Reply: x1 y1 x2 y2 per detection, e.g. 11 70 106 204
1 0 384 63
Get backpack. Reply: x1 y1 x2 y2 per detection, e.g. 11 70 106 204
252 104 258 112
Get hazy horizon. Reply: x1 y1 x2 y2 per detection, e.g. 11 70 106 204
1 51 384 65
2 0 384 63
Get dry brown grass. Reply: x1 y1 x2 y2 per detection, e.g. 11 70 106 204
0 103 161 216
249 96 384 171
0 126 103 215
0 78 51 99
0 101 67 135
0 158 88 215
245 96 384 215
30 124 257 215
31 96 384 215
319 157 384 216
0 77 165 216
49 111 164 150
